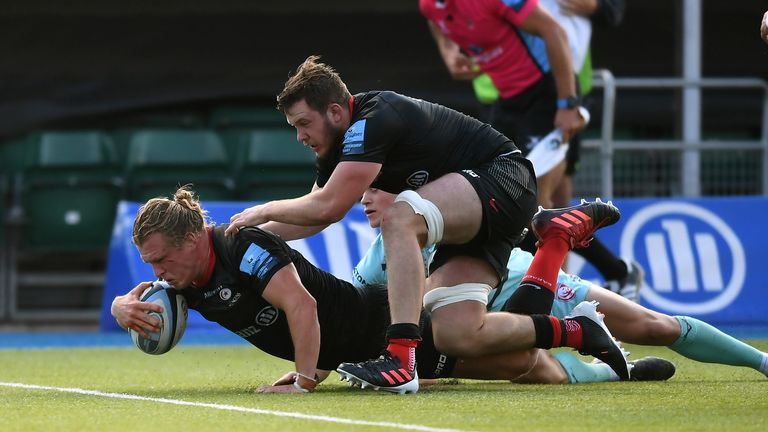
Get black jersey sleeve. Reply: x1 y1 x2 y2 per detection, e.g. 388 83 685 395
233 228 294 296
340 94 404 164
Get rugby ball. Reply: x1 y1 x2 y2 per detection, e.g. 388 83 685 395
129 281 188 355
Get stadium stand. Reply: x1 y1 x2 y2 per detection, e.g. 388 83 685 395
233 129 316 201
6 130 123 319
125 128 236 202
209 105 286 129
18 131 123 251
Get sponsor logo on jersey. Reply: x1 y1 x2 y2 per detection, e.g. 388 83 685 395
342 119 366 155
255 306 279 326
235 306 279 338
204 285 226 299
235 326 261 338
240 243 279 279
406 170 430 188
621 202 746 315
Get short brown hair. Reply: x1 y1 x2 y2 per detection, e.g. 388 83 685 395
276 55 351 114
132 185 209 248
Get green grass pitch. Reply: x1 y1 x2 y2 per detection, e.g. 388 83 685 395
1 342 767 431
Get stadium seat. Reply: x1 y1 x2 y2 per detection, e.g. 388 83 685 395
235 129 316 201
125 128 236 202
209 105 286 129
19 130 124 252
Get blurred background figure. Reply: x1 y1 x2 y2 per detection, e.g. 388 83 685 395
422 0 642 302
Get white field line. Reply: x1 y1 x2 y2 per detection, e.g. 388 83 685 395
0 382 469 432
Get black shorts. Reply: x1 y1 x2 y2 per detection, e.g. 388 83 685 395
491 73 582 176
490 74 557 155
430 152 538 283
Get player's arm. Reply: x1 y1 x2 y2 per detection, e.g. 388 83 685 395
518 4 583 142
259 183 330 240
259 369 332 393
426 21 481 81
110 281 164 338
258 264 321 393
226 161 381 238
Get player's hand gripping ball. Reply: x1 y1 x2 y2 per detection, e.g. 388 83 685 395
129 281 188 355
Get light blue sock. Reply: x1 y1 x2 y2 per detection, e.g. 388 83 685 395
670 316 768 376
553 352 618 384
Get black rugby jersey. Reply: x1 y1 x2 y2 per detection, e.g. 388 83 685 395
316 91 519 193
179 225 390 370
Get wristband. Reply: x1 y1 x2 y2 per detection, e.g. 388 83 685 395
556 96 580 109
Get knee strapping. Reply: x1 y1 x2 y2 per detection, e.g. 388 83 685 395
394 190 444 246
423 283 492 313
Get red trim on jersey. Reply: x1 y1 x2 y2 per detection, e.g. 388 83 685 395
192 227 216 288
348 95 355 116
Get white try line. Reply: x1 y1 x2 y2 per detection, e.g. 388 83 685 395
0 382 469 432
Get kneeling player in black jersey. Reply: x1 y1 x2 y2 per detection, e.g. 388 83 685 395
112 187 634 394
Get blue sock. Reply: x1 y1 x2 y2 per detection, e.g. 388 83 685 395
670 316 768 376
553 352 618 383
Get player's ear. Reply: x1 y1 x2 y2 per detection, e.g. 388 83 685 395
184 231 203 247
327 102 344 123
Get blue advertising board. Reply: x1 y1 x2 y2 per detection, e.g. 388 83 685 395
568 197 768 326
101 197 768 332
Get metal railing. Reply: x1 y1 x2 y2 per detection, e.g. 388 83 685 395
582 70 768 199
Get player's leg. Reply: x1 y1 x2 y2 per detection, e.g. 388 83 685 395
380 173 491 374
337 171 513 394
416 317 618 385
452 349 560 383
587 286 768 376
502 198 621 316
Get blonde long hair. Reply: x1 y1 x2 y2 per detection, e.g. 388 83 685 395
132 185 209 247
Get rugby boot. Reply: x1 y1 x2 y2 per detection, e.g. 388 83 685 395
565 300 630 380
337 353 419 395
532 198 620 249
629 356 676 381
606 259 645 303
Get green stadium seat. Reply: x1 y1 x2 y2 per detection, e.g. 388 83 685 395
235 129 316 201
125 128 236 202
209 105 286 129
20 130 124 252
